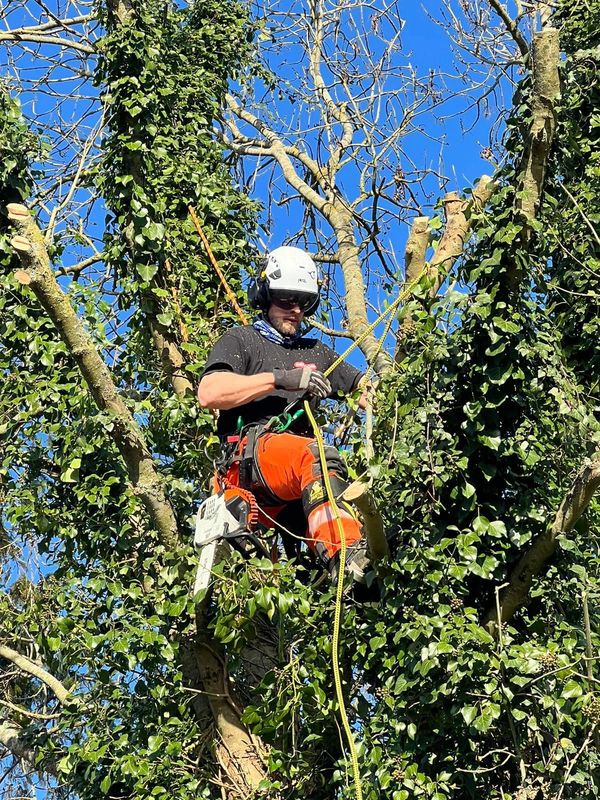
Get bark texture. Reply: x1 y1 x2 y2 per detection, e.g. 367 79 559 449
395 177 494 361
330 208 389 372
484 458 600 629
149 319 193 398
7 204 268 796
198 643 268 795
0 718 55 773
517 27 560 231
507 25 560 294
8 204 181 551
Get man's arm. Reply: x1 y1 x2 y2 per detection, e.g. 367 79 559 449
197 371 276 410
198 366 332 410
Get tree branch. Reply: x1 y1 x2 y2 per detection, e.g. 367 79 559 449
0 645 71 705
225 95 330 213
6 203 180 551
484 457 600 628
487 0 529 57
0 718 56 775
0 699 60 721
394 215 430 362
2 14 92 34
429 176 495 296
310 319 353 339
405 216 431 284
0 32 95 55
56 253 103 277
394 177 494 362
307 0 354 184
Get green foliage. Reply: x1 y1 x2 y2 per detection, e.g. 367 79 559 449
544 1 600 389
1 1 257 797
2 1 600 799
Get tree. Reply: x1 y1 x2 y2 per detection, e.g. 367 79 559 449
1 1 599 799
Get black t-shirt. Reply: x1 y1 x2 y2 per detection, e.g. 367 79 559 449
202 325 363 436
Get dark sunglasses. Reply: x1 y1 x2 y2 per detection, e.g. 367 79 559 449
270 291 315 311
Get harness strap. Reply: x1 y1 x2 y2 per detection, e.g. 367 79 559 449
218 424 286 509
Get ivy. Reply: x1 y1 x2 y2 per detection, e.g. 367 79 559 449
2 1 600 799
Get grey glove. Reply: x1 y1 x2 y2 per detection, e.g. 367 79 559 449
273 367 332 399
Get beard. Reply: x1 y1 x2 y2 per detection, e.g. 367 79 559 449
268 313 300 336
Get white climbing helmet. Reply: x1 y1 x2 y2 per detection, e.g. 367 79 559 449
249 246 320 315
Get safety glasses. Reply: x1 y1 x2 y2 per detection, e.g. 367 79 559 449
270 291 315 311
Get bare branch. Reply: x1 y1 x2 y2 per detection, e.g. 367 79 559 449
310 318 353 338
0 699 60 721
56 252 103 276
45 109 105 242
0 31 95 55
2 14 93 34
487 0 529 57
225 94 330 213
307 0 354 183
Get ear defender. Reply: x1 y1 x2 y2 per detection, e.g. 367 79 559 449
248 267 270 311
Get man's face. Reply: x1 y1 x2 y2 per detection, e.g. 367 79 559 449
267 297 305 336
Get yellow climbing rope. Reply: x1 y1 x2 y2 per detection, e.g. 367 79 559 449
188 206 249 325
304 400 364 800
194 218 424 800
304 280 418 800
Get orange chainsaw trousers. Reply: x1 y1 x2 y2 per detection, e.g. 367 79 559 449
219 430 362 560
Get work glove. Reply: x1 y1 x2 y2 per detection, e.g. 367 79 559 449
273 367 332 399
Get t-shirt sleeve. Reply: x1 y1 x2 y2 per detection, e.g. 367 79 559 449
323 346 363 396
202 331 249 378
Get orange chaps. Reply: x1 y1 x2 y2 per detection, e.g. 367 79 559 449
219 431 362 562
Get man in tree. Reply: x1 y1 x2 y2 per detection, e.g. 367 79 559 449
198 246 371 582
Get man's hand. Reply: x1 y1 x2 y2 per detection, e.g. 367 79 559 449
273 367 332 399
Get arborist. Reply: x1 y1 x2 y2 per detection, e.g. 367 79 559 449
197 246 373 584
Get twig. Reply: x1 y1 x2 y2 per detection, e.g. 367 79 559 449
487 0 530 57
555 725 597 800
582 590 594 681
0 698 60 720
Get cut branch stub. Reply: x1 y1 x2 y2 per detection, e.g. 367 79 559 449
10 235 33 254
516 27 560 242
394 215 430 362
395 176 494 363
429 176 494 297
